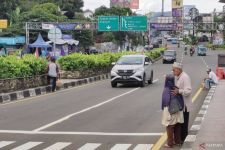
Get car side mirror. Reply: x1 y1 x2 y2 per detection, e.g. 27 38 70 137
144 62 150 66
111 62 116 65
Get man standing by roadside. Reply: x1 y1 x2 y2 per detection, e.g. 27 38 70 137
47 57 60 92
171 62 192 143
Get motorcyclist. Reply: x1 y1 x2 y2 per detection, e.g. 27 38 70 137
190 46 195 56
178 42 180 48
184 45 188 55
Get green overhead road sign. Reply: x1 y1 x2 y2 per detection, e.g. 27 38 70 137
120 16 147 31
98 16 119 31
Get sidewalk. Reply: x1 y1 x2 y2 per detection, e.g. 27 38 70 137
181 81 225 150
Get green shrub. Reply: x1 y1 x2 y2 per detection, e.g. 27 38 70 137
58 48 166 71
0 55 47 79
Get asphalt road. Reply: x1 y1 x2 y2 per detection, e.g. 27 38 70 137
0 44 222 150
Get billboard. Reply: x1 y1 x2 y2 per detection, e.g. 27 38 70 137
0 36 25 45
172 8 182 17
213 32 224 45
110 0 139 9
0 20 7 29
150 23 177 31
172 0 183 8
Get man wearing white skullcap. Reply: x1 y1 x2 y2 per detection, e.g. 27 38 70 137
171 62 192 143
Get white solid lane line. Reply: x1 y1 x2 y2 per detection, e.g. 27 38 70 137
11 142 43 150
77 143 101 150
43 142 72 150
0 130 163 136
133 144 154 150
201 57 209 68
110 144 132 150
0 141 15 148
153 79 159 83
33 88 140 132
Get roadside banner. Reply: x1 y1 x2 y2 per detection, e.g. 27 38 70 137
130 0 139 9
172 0 183 8
0 20 8 29
172 8 182 17
213 32 224 45
150 23 177 31
56 23 76 30
111 0 139 9
42 23 55 29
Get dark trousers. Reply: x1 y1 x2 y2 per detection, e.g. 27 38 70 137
49 76 57 92
181 107 189 142
166 123 181 146
47 75 51 85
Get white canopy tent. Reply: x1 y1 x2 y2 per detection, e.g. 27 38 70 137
46 39 79 45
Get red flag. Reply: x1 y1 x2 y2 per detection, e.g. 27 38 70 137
35 47 39 59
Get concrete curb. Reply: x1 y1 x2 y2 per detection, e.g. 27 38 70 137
0 74 110 104
180 85 217 150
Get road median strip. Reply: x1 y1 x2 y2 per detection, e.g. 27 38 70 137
0 74 110 104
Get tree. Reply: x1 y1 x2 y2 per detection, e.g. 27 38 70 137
0 0 19 19
7 7 21 27
19 3 67 23
57 0 84 12
73 30 93 49
94 6 132 18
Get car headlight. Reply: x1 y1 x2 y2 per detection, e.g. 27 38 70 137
111 68 118 73
133 68 144 73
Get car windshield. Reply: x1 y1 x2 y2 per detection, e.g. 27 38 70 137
164 51 174 56
199 47 206 51
117 57 143 65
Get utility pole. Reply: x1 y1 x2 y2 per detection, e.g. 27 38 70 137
162 0 164 16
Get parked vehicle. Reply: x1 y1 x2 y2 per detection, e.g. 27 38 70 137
144 45 153 51
167 37 172 41
162 50 177 64
84 48 100 54
110 55 154 87
197 46 207 56
157 38 163 44
152 41 160 48
171 38 178 44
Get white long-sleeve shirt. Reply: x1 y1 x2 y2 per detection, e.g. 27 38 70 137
176 72 192 112
209 71 218 84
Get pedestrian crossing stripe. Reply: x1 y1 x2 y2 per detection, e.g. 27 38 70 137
43 142 72 150
77 143 101 150
0 141 154 150
11 142 43 150
0 141 15 148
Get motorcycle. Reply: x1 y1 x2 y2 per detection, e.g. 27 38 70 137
190 48 195 56
184 47 188 55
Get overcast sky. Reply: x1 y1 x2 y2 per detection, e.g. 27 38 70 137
83 0 224 14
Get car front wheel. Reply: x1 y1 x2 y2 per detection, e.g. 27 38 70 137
148 71 153 84
111 82 117 88
140 74 146 87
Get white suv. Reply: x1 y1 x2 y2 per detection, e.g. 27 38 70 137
111 55 154 87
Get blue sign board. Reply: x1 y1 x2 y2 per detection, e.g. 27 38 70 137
150 23 177 31
120 16 147 31
98 16 119 31
0 36 25 45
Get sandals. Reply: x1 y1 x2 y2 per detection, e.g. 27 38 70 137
164 144 173 148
